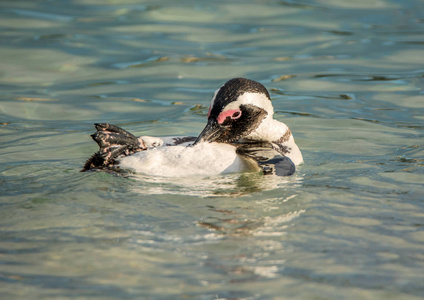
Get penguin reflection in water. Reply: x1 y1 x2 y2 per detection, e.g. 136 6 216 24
82 78 303 177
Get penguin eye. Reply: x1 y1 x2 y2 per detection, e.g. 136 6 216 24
231 110 241 119
217 109 242 124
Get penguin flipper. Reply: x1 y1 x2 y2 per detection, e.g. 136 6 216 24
81 123 146 172
236 141 296 176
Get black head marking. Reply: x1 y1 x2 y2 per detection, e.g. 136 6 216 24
194 78 271 145
194 103 268 145
214 104 268 143
209 78 271 119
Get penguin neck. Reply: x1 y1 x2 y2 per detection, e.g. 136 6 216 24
245 116 287 142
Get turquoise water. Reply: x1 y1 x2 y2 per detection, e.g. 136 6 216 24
1 0 424 299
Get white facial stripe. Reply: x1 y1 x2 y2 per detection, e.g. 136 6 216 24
209 87 221 108
208 87 221 117
222 92 274 116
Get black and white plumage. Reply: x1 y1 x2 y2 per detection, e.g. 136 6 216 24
82 78 303 176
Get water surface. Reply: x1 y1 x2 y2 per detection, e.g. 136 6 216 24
1 0 423 299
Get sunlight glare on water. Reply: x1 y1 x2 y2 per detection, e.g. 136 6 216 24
0 0 423 299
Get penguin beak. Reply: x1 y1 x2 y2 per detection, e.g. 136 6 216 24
193 119 225 145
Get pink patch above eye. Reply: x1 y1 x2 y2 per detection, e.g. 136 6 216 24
217 109 242 124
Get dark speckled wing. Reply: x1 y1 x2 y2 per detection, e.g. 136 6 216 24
235 141 295 176
81 123 146 172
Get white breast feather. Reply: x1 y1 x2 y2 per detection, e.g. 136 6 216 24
118 143 256 177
